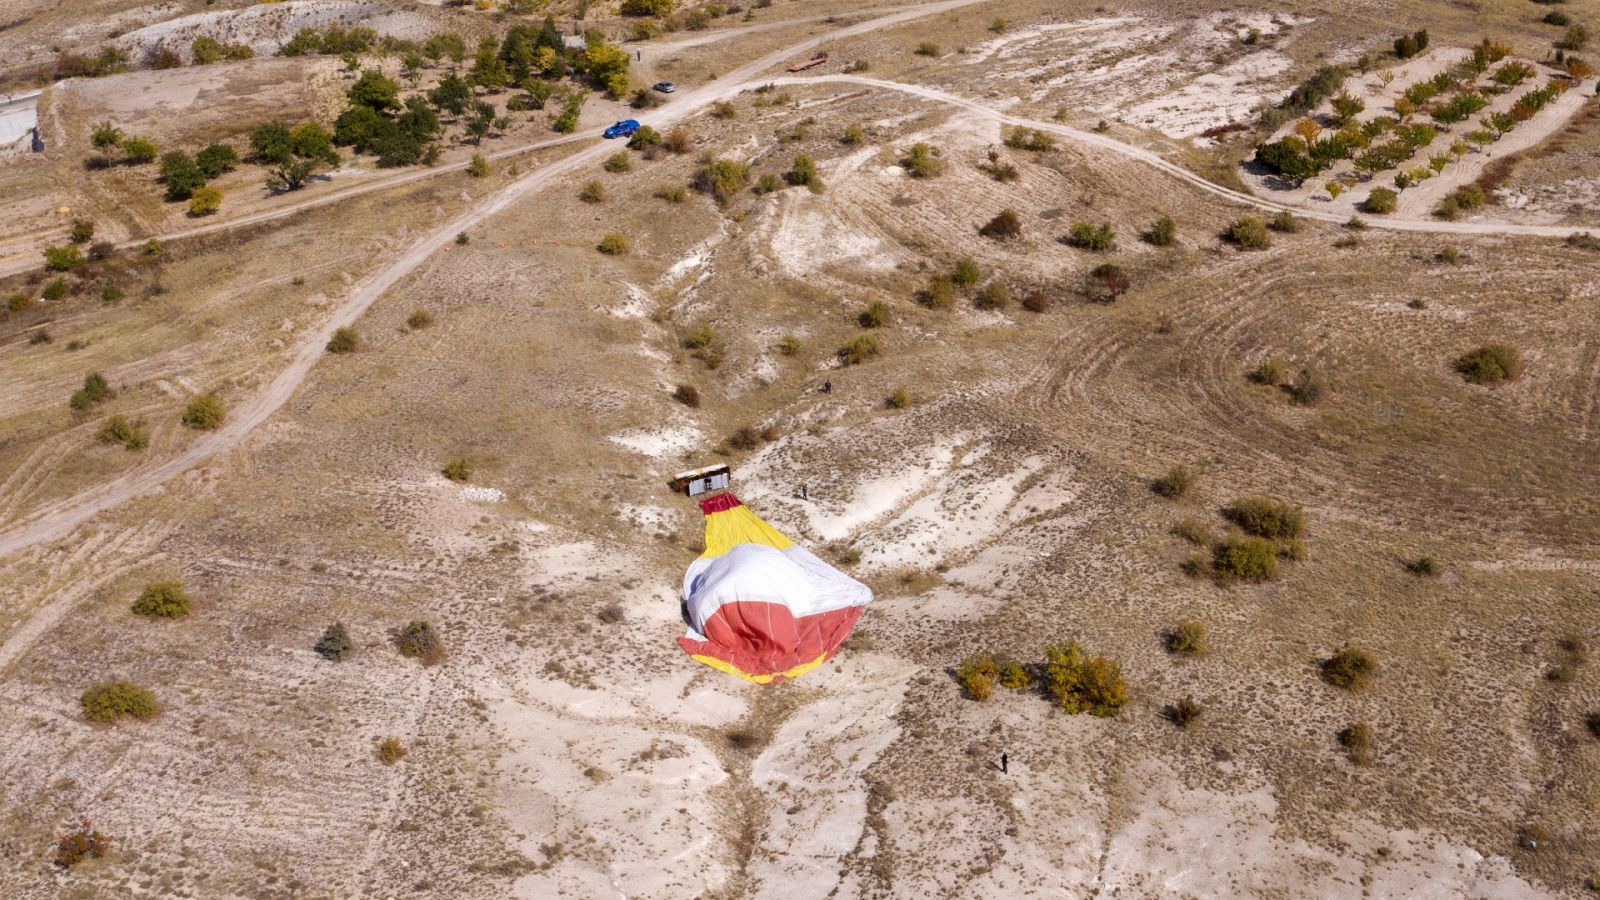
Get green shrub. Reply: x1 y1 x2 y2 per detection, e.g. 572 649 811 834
885 386 911 409
1362 188 1397 214
1270 210 1300 233
442 457 472 482
1166 621 1207 656
838 334 881 365
188 186 223 216
951 257 981 288
42 278 69 301
1224 216 1270 249
1223 496 1304 540
6 293 29 311
326 327 359 353
1454 343 1523 384
900 142 944 177
683 325 716 349
998 660 1031 689
1162 697 1203 728
54 819 111 868
840 124 864 145
182 394 226 430
69 219 95 243
785 153 821 190
597 233 631 255
44 245 85 271
69 373 112 411
1339 722 1374 764
376 736 406 764
97 415 148 450
955 654 999 700
974 281 1011 310
1144 216 1176 246
858 301 890 328
1043 641 1127 716
396 620 444 664
81 680 157 723
1212 536 1279 581
1152 464 1195 499
1321 644 1377 689
131 580 190 618
195 143 239 177
604 151 632 173
316 623 353 660
628 125 662 150
692 158 751 202
1066 221 1115 251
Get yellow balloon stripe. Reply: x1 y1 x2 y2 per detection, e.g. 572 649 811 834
690 650 831 684
701 504 794 558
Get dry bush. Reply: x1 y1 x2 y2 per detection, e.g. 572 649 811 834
1362 188 1397 214
181 394 226 430
1250 357 1286 385
1287 367 1328 405
885 386 911 409
978 208 1022 240
579 180 606 203
54 819 110 868
900 142 944 177
838 334 881 365
727 426 763 451
1171 517 1211 545
858 301 890 328
1165 621 1207 656
1144 216 1177 246
1406 555 1441 576
917 277 955 309
69 373 112 411
396 620 444 665
598 603 626 624
131 581 190 618
1043 641 1127 716
1066 221 1116 251
998 659 1031 689
1321 644 1377 690
1454 343 1523 384
81 681 156 723
1225 216 1271 249
326 327 359 353
955 654 999 700
1339 722 1374 764
1152 464 1194 499
672 384 700 407
97 415 148 450
376 737 406 765
1224 497 1305 541
407 308 434 328
1162 697 1203 728
442 457 472 482
973 281 1010 310
1212 536 1279 582
597 233 631 255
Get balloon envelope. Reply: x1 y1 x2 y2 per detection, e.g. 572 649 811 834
679 494 871 683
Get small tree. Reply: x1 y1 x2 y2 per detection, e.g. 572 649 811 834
266 160 316 193
44 245 85 271
978 208 1022 240
121 137 158 164
182 394 226 430
159 151 207 201
326 327 359 353
131 581 191 618
188 186 223 216
316 623 353 660
91 122 124 152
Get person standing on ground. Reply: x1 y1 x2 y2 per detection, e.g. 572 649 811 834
1000 752 1008 774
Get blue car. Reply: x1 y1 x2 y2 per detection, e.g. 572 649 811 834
604 119 641 139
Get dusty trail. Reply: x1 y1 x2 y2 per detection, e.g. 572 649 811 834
775 74 1600 240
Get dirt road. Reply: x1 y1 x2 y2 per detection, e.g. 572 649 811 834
0 0 988 569
777 74 1599 240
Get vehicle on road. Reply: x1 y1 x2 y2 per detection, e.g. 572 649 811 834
653 81 676 93
603 119 641 139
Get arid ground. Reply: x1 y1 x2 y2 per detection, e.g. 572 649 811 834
1 1 1598 897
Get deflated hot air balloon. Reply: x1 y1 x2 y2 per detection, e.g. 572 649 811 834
679 494 871 683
